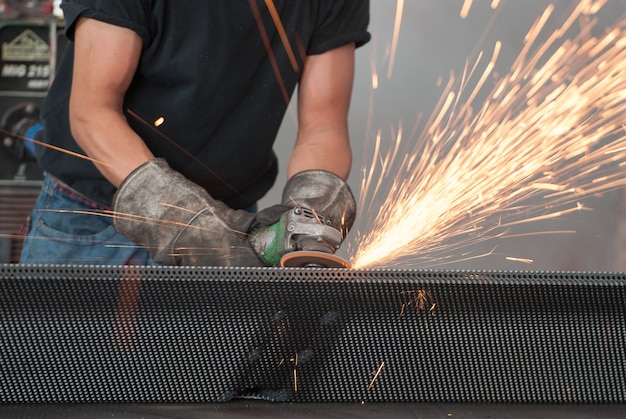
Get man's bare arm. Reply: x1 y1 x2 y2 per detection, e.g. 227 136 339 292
288 42 356 181
69 17 154 187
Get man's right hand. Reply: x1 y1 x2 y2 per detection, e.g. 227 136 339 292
249 170 356 266
112 158 264 267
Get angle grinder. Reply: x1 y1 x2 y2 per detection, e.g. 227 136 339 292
249 206 351 268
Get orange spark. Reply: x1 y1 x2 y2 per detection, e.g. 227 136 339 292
372 72 379 90
387 0 404 79
461 0 500 18
460 0 473 19
264 0 299 72
0 128 111 167
153 116 165 127
248 0 293 104
350 1 626 269
506 257 534 264
368 361 385 390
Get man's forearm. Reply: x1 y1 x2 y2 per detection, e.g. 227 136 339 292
69 107 154 187
290 43 356 181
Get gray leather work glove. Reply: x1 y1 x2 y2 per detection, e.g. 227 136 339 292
112 158 264 266
249 170 356 266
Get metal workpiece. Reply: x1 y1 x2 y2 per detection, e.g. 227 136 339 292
1 264 625 403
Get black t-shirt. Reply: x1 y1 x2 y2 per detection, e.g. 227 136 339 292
38 0 370 208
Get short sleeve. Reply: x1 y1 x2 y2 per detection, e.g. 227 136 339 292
308 0 371 55
61 0 152 45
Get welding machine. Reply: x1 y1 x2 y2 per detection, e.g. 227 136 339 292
0 8 64 262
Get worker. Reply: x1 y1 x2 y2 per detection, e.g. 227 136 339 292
20 1 371 266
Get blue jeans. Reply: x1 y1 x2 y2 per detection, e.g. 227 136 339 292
20 174 160 265
20 174 259 265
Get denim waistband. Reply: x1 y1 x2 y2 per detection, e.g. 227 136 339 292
43 173 109 210
43 173 258 213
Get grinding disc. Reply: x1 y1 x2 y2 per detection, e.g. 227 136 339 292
280 251 351 268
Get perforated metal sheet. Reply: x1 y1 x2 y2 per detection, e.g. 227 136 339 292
1 265 625 403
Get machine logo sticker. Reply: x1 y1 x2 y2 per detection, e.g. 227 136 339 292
0 24 52 94
2 29 49 62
